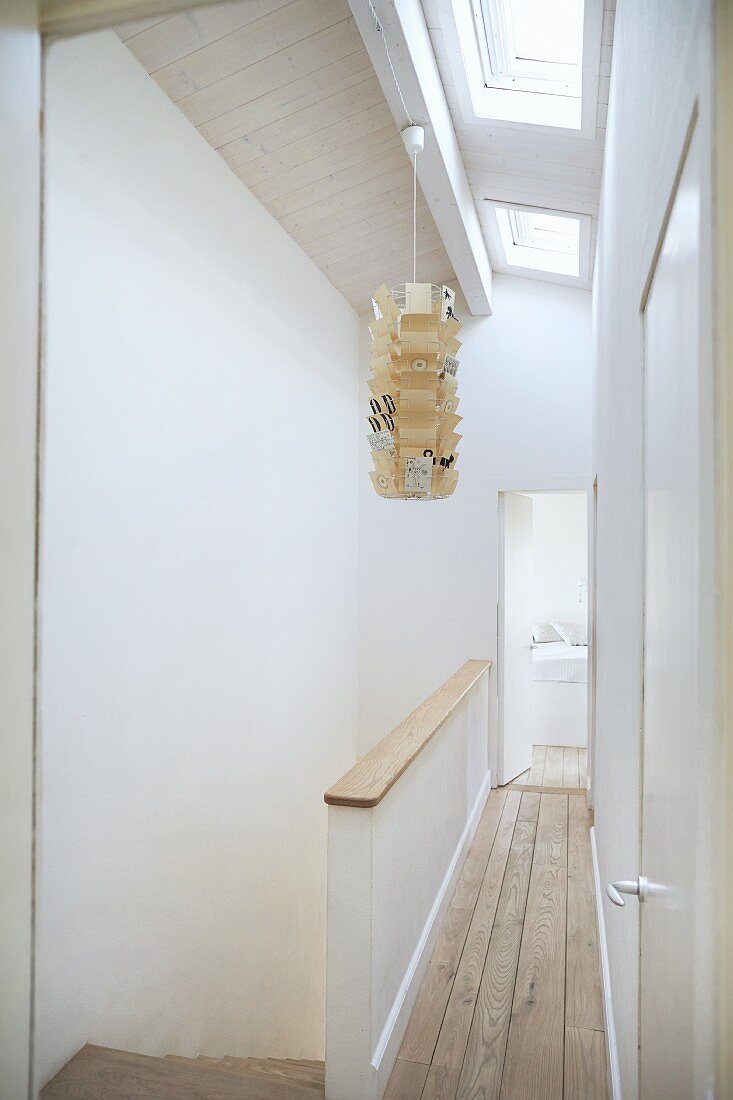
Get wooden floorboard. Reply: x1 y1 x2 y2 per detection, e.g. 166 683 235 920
509 746 586 794
383 1058 430 1099
500 795 567 1099
422 1064 461 1100
562 747 580 788
428 793 521 1083
456 793 540 1100
399 790 507 1064
504 783 586 796
565 797 604 1030
542 747 565 788
563 1027 609 1099
528 745 546 785
387 784 607 1100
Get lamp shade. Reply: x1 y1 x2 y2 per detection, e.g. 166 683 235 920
367 282 461 500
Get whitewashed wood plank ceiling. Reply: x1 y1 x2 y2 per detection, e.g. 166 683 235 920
118 0 455 314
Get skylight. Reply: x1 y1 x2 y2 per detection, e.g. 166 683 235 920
506 0 583 70
510 210 580 256
446 0 601 130
476 0 584 95
494 207 582 277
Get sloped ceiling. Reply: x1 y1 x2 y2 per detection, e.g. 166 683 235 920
118 0 455 314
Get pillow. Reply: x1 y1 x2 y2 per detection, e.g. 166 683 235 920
533 622 562 644
551 621 588 646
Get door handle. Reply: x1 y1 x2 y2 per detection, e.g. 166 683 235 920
606 876 649 906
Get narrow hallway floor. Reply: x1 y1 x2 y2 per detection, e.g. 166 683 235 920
385 789 608 1100
510 745 587 792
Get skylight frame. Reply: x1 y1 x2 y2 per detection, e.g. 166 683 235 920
442 0 603 136
474 0 584 98
509 210 580 255
482 200 592 287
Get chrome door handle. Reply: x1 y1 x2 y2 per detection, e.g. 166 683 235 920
606 876 649 906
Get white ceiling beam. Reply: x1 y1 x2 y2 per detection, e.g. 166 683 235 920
347 0 493 314
39 0 222 36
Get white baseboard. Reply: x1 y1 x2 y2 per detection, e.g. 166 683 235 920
371 769 492 1096
590 826 622 1100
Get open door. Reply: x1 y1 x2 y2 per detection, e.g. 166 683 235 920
498 492 534 785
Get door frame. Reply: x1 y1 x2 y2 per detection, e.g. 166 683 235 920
497 491 535 786
716 2 733 1091
490 475 595 798
0 6 42 1098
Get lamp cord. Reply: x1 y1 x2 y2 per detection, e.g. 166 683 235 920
367 0 418 283
413 151 417 282
366 0 414 128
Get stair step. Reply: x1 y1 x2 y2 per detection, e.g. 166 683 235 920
265 1057 325 1078
173 1053 324 1087
41 1044 324 1098
166 1053 324 1088
221 1056 325 1089
269 1059 325 1071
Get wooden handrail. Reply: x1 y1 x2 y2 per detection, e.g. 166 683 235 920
324 660 491 808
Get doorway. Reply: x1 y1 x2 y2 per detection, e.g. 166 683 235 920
498 490 590 788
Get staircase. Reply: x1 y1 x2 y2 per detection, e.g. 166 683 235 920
41 1043 326 1098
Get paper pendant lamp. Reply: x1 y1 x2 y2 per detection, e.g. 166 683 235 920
367 281 461 500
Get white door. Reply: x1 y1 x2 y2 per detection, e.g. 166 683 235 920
639 128 715 1098
498 492 534 784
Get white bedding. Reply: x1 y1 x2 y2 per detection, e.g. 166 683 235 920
532 641 588 683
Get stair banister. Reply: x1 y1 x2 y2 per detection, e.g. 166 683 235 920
324 659 492 1100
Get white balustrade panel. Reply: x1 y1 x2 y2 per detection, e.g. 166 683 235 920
326 667 490 1100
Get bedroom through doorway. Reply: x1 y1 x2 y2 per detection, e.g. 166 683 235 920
497 490 589 789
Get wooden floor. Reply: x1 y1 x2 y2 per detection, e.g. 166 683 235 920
386 788 608 1100
509 745 587 793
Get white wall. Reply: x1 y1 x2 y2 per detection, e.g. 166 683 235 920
358 275 592 756
592 1 714 1095
0 3 39 1096
37 31 359 1086
531 492 587 625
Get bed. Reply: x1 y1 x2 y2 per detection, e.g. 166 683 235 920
531 641 588 683
529 623 588 745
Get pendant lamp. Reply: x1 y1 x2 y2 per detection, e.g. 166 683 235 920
367 125 462 500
